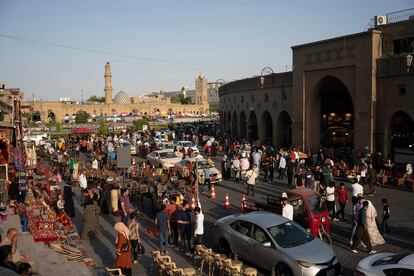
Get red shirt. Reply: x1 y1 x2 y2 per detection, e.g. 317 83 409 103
336 188 348 204
165 203 176 217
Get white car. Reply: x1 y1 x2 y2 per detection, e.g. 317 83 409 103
355 252 414 276
174 157 222 184
157 142 175 150
147 149 182 170
175 141 199 155
154 134 165 144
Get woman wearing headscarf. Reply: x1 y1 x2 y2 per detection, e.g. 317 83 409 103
366 201 385 246
63 182 75 217
114 222 132 276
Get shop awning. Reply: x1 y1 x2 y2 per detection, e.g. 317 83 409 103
71 128 93 134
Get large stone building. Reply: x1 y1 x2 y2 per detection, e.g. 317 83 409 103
29 62 210 122
220 11 414 159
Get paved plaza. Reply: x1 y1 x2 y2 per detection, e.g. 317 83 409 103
1 152 413 276
82 153 414 275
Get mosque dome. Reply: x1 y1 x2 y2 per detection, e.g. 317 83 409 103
113 91 131 104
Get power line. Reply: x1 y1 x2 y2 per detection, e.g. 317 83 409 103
0 33 232 70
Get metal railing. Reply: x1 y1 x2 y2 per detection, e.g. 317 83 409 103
387 8 414 24
376 54 412 77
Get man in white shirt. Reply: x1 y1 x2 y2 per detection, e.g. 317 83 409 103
281 193 293 220
326 182 338 221
351 176 364 205
78 170 88 190
245 166 259 196
252 150 261 170
193 201 204 244
278 154 286 180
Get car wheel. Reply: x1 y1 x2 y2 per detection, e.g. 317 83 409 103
275 263 292 276
219 239 233 257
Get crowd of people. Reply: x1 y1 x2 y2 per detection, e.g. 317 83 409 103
1 119 408 275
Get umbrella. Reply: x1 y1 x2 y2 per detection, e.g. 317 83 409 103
72 128 93 134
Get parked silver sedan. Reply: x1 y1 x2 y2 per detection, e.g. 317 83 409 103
213 211 341 276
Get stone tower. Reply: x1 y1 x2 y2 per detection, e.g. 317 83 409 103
104 62 113 104
195 73 208 105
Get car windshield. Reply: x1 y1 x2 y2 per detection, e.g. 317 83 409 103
197 161 208 169
181 142 193 147
372 253 410 266
163 144 175 149
159 152 177 159
306 194 327 214
267 221 314 248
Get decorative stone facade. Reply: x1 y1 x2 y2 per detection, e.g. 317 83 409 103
220 18 414 158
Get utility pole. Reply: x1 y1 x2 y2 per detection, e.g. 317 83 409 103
81 89 84 104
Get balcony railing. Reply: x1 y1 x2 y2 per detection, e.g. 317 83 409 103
376 54 412 77
387 8 414 24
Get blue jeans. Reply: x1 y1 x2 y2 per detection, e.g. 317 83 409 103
121 213 129 225
382 218 390 234
159 231 169 252
350 220 357 242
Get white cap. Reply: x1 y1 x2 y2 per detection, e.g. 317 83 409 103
282 192 288 199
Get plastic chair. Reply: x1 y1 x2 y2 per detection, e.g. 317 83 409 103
105 267 125 276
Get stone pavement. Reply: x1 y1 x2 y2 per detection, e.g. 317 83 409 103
17 150 412 276
71 187 195 276
0 210 90 276
205 154 414 276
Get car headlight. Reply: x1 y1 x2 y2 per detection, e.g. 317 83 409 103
297 260 313 268
321 216 326 223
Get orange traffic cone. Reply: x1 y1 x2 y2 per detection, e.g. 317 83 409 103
224 193 230 209
191 195 196 209
210 184 216 200
241 193 246 212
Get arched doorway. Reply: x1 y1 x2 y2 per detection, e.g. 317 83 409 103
260 111 273 144
232 111 238 139
277 111 292 148
32 111 41 123
227 112 232 133
390 111 414 156
239 111 247 139
317 76 354 152
47 110 56 122
247 111 258 142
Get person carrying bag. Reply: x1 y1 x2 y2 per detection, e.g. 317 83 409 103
128 212 142 264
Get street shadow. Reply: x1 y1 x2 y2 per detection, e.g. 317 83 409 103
89 233 114 268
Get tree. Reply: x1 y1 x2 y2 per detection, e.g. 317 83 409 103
171 94 192 105
86 95 105 103
98 120 109 135
75 110 89 124
55 122 62 132
133 119 149 131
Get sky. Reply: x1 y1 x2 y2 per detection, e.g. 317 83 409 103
0 0 412 101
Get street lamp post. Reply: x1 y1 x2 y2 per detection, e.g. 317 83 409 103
215 79 226 95
214 79 226 127
260 67 274 88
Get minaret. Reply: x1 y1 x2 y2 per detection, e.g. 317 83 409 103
104 62 113 104
195 73 208 105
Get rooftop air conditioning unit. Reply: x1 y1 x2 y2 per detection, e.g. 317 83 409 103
375 15 387 26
